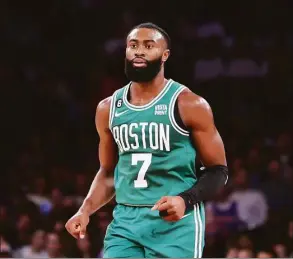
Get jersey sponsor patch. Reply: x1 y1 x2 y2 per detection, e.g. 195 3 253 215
154 104 167 115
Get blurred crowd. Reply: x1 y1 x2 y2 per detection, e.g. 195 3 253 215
1 0 293 258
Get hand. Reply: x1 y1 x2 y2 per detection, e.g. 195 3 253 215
151 196 186 222
65 211 89 239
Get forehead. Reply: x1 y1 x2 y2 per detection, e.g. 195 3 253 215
127 28 165 44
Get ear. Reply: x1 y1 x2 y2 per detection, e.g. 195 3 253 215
162 49 170 63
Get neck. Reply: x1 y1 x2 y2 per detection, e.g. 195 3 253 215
130 69 167 97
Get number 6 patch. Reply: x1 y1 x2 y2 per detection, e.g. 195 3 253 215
116 99 123 108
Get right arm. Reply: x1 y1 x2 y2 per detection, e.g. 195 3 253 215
65 96 118 238
78 97 117 215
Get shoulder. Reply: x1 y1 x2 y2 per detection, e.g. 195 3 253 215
177 86 214 128
95 85 127 129
95 96 113 131
96 96 112 114
177 87 212 113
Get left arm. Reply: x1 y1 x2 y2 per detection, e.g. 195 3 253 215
181 90 226 167
152 89 228 221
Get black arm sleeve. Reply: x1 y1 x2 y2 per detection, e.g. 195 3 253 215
178 165 228 209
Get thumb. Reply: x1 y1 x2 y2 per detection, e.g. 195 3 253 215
79 222 87 239
79 226 86 239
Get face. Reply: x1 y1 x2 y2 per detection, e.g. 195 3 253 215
125 28 170 83
31 230 46 250
46 233 61 256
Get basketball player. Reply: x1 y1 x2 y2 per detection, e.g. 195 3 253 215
65 22 228 258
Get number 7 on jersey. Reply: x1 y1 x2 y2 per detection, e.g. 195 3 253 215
132 153 152 188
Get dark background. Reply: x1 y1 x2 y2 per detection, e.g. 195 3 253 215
1 0 293 257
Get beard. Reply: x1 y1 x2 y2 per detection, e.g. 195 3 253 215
124 56 162 83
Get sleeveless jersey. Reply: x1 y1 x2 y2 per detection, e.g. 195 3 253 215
109 79 197 205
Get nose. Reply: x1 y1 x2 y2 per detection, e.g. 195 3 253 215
134 46 145 57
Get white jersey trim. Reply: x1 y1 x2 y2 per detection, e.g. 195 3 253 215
109 90 119 130
194 204 203 258
123 79 173 111
169 85 190 136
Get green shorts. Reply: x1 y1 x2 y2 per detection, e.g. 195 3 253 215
103 203 205 258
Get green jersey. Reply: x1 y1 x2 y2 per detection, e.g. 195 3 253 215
109 79 197 205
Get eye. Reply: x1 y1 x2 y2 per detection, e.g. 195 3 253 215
130 43 137 49
145 44 153 49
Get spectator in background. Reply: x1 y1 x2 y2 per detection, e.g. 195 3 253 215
0 205 14 247
231 158 244 174
1 1 292 258
76 234 96 258
46 188 66 228
0 236 12 258
273 243 289 258
256 249 275 258
27 176 52 214
205 187 246 238
238 248 255 258
261 159 293 213
276 133 292 163
225 246 239 258
13 229 48 258
245 148 263 187
53 220 66 234
229 168 268 230
46 232 65 258
237 234 254 251
73 173 89 206
15 213 34 247
288 220 293 256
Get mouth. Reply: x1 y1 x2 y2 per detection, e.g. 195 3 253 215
132 58 147 67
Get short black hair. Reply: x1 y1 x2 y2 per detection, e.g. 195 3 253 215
127 22 171 49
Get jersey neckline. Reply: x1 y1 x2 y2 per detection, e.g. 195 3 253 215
123 79 173 111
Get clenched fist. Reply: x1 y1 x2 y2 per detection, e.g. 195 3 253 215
151 196 186 222
65 212 89 239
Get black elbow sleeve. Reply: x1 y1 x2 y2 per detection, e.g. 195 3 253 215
178 165 228 209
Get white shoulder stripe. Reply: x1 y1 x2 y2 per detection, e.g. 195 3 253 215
109 90 119 129
169 85 189 136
